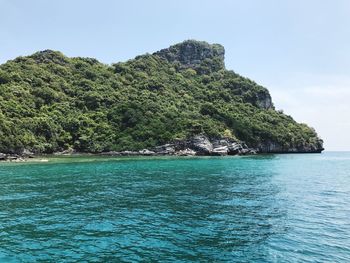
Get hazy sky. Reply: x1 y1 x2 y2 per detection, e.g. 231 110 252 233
1 0 349 150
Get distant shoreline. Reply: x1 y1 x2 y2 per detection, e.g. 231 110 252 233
0 150 324 163
0 134 324 163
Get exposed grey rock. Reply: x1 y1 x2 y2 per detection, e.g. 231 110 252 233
255 91 273 109
228 142 242 155
212 146 229 156
155 135 257 156
212 139 230 148
153 144 176 155
0 153 27 161
0 153 6 160
249 149 258 154
154 40 225 72
6 155 19 160
139 149 155 156
212 138 252 155
238 148 251 155
189 135 213 155
22 149 34 158
12 157 25 162
257 140 324 153
176 148 196 156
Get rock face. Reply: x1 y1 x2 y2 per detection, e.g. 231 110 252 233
138 149 155 156
22 149 34 157
95 135 257 157
151 135 257 156
154 40 225 71
176 148 196 156
189 135 213 155
0 153 25 162
212 146 229 156
0 153 6 160
255 91 273 110
257 140 324 153
150 134 322 156
153 144 176 155
0 134 323 161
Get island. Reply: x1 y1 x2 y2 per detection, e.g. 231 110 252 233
0 40 324 160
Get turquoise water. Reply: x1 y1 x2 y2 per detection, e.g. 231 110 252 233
0 153 349 262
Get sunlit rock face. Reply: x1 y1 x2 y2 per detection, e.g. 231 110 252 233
154 40 225 72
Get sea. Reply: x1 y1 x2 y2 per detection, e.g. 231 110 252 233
0 152 349 262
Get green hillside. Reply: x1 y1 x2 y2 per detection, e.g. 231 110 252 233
0 40 323 154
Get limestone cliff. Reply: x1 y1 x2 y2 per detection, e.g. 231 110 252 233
154 40 225 73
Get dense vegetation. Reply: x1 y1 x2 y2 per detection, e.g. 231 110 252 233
0 40 323 154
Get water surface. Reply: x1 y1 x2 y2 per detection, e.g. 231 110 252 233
0 152 349 262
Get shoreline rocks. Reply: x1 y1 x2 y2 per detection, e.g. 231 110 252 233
0 153 26 162
0 135 324 162
257 140 324 153
175 148 196 156
189 135 213 155
212 146 229 156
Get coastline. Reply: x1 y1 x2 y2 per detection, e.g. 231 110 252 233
0 135 324 162
0 149 324 163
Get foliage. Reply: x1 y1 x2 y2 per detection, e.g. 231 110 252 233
0 42 322 153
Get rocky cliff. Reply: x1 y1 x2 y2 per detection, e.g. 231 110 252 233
154 40 225 72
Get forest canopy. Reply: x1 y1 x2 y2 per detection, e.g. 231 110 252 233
0 40 323 154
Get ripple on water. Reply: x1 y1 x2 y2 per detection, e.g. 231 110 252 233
0 153 349 262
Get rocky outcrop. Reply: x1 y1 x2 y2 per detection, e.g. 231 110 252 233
87 135 255 158
138 149 155 156
175 148 196 156
0 153 6 160
150 135 322 156
22 149 34 158
0 149 35 162
154 40 225 72
257 140 324 153
152 135 257 156
153 144 176 155
255 90 273 110
0 153 26 162
188 135 213 155
0 135 323 162
212 146 229 156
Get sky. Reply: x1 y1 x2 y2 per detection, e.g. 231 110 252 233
1 0 349 150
